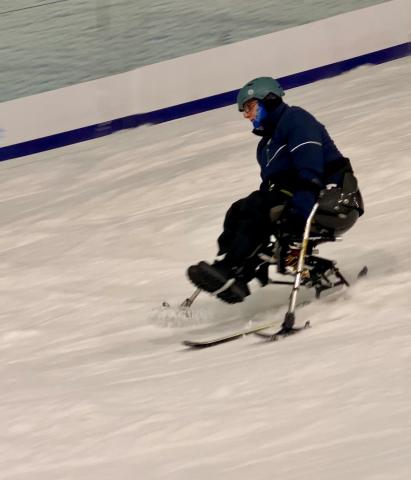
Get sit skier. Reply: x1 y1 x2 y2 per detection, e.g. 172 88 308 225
187 77 364 303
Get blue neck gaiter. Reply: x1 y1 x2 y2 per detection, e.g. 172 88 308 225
252 101 268 129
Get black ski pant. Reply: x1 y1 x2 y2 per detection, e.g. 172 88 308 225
217 190 287 269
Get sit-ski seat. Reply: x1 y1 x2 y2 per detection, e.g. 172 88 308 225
263 173 364 298
311 171 363 237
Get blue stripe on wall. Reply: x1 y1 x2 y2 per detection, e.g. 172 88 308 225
1 42 409 162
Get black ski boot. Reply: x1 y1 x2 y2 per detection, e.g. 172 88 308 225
187 261 232 293
216 277 250 304
216 255 266 304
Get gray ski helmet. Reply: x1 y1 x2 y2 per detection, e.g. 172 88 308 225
237 77 284 111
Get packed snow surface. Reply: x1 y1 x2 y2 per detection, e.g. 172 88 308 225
1 57 410 479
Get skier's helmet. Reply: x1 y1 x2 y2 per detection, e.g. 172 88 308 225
237 77 284 112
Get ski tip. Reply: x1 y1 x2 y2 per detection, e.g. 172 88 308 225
182 340 210 349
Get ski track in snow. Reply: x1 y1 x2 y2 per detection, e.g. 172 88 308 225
1 57 410 479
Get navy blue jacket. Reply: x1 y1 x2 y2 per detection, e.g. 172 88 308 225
256 102 346 220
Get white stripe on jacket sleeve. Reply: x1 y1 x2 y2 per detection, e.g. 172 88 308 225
290 141 322 152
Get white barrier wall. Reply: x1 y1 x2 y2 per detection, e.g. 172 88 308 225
136 0 409 111
0 0 409 159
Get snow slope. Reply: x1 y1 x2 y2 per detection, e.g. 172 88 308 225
1 56 410 479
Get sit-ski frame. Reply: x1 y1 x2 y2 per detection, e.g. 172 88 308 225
168 202 362 332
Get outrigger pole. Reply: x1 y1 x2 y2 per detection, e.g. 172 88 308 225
281 202 319 331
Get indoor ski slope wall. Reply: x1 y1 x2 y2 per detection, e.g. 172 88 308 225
0 0 409 161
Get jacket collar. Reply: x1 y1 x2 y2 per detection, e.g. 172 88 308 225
252 102 287 137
